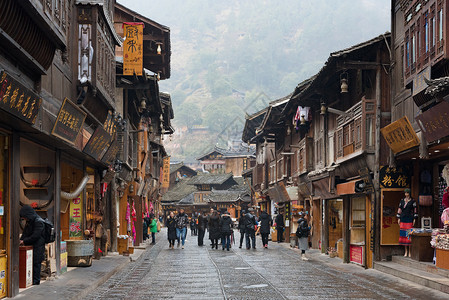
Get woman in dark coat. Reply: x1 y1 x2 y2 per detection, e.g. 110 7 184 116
165 211 177 249
259 211 272 248
219 211 233 251
20 205 45 285
208 210 220 249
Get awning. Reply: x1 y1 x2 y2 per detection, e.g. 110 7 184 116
267 182 290 203
336 179 358 195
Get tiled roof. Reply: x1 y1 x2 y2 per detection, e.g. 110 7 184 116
206 190 251 203
161 178 196 202
187 173 233 185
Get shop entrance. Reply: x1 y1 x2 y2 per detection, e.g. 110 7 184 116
328 199 343 252
0 133 8 298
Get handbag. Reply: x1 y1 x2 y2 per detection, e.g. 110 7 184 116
418 195 432 206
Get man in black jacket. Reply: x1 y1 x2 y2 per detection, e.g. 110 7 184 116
197 212 208 246
259 211 273 248
245 209 257 249
20 205 45 285
275 212 285 243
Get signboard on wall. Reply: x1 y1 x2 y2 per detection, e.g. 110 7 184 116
51 98 87 144
379 166 410 189
415 100 449 143
0 71 42 124
161 157 171 189
69 194 83 239
350 245 364 265
123 22 144 76
381 116 420 154
83 127 113 160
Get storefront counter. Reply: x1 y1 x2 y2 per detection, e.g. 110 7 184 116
436 248 449 270
410 232 433 262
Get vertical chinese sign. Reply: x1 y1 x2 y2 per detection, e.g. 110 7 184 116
69 194 83 239
161 157 170 189
123 22 144 76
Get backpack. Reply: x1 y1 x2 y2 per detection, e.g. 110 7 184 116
245 215 255 230
42 218 56 244
296 219 309 238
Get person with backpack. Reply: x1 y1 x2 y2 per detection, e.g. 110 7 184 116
19 205 46 285
296 211 311 261
219 210 233 251
244 208 257 249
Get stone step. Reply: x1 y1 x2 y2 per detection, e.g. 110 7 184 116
391 256 449 279
374 261 449 294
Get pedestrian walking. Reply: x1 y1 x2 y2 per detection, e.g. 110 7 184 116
166 212 177 249
190 216 197 236
197 212 208 246
175 208 189 249
143 215 150 241
296 211 311 260
149 216 157 245
275 212 285 243
219 210 233 251
208 210 220 249
19 205 45 285
259 210 272 248
245 208 257 249
397 188 417 257
238 211 246 248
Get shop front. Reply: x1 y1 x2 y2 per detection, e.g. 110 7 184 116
0 132 9 298
336 178 374 268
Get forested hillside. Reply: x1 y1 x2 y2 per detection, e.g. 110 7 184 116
118 0 390 162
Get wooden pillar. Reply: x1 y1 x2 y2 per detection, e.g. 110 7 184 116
9 132 20 297
54 149 61 274
321 198 328 254
343 196 350 263
110 178 118 252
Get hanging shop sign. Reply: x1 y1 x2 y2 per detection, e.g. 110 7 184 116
415 101 449 143
123 22 144 76
52 98 87 144
379 165 410 189
69 194 83 239
0 71 42 124
101 138 119 165
83 127 113 161
161 156 171 189
381 116 420 154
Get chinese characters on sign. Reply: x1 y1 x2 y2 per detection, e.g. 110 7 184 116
380 116 420 154
123 22 144 76
0 71 42 124
161 157 171 189
379 165 410 188
69 195 83 239
415 100 449 143
83 127 113 161
51 98 87 144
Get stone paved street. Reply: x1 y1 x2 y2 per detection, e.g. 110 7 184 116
87 229 449 299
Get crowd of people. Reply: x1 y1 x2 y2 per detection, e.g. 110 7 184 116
161 207 311 260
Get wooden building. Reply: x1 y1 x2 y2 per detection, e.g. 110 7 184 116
386 0 449 266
